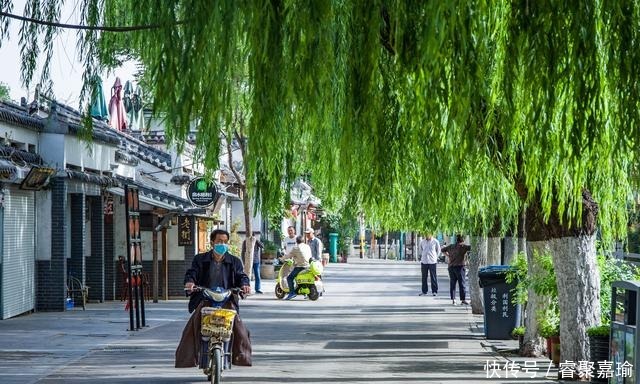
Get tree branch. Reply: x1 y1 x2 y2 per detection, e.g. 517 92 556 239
0 10 184 32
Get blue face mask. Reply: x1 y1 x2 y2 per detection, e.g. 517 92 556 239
213 243 229 255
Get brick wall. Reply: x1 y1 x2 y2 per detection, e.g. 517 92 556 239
103 210 115 301
68 194 85 282
36 177 67 311
86 196 104 302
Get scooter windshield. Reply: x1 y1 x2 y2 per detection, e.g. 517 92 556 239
203 287 231 305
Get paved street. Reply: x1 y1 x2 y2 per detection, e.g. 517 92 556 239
0 259 556 383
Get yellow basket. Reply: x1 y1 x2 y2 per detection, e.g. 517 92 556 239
200 307 237 340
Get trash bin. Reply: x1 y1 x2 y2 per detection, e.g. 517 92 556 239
478 265 521 340
329 233 338 263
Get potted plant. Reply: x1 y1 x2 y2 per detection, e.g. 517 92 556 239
538 313 560 365
586 324 610 383
511 326 526 353
261 240 278 260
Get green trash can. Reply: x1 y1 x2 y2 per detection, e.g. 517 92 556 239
329 233 338 263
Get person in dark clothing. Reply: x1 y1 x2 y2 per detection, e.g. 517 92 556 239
176 229 252 369
184 229 251 310
441 235 471 306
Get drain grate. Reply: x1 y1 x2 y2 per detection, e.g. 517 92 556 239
102 345 144 352
360 308 445 313
0 351 53 360
325 341 449 349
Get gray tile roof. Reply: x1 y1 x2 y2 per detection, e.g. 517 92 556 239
0 102 45 131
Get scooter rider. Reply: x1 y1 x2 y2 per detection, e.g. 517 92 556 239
285 236 311 300
175 229 252 368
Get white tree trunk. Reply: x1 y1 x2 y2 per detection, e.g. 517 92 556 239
503 236 518 265
241 189 254 277
487 237 501 265
384 232 389 260
522 240 550 357
469 236 488 314
517 237 527 255
550 235 600 364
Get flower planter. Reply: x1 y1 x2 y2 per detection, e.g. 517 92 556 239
589 334 609 383
546 336 560 366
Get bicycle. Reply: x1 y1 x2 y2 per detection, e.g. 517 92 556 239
189 286 242 384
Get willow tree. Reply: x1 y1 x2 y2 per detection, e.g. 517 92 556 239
2 0 639 365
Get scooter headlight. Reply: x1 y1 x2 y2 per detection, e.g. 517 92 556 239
210 289 230 302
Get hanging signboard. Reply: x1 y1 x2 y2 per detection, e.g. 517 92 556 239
20 166 55 190
178 215 195 246
187 177 217 207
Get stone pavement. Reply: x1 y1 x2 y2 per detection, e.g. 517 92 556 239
0 259 559 383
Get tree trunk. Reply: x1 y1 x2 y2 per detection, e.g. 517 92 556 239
524 189 601 363
384 232 389 260
469 236 488 314
517 210 527 255
487 237 501 265
550 235 600 364
241 187 254 277
502 237 517 265
522 240 552 357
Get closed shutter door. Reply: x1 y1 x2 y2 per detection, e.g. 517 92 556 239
1 189 35 319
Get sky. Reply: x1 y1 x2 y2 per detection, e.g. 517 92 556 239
0 0 136 108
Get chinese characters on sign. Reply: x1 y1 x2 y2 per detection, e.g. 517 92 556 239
178 215 194 246
484 360 634 380
489 287 511 318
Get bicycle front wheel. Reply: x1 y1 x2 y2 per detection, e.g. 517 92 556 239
210 347 222 384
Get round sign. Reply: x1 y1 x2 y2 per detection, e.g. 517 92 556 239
187 177 217 207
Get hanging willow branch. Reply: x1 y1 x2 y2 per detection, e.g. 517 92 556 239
3 0 638 239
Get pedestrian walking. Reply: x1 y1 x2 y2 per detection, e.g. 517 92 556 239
305 228 323 261
419 234 440 296
441 235 471 305
242 237 264 294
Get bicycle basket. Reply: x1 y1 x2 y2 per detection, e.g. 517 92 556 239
200 307 237 340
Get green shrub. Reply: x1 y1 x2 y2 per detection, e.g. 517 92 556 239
586 324 611 338
539 318 560 338
598 254 640 324
511 326 526 337
506 252 529 305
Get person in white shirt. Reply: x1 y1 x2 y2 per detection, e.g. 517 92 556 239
283 226 297 255
419 234 441 296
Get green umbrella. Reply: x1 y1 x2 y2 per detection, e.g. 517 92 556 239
90 76 108 121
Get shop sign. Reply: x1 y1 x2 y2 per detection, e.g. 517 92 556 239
20 166 55 190
187 177 217 207
178 215 194 246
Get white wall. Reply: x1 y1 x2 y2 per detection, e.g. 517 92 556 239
230 199 262 234
64 137 115 171
0 121 39 148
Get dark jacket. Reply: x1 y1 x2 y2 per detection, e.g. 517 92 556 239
176 251 252 368
184 250 250 313
442 243 471 267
